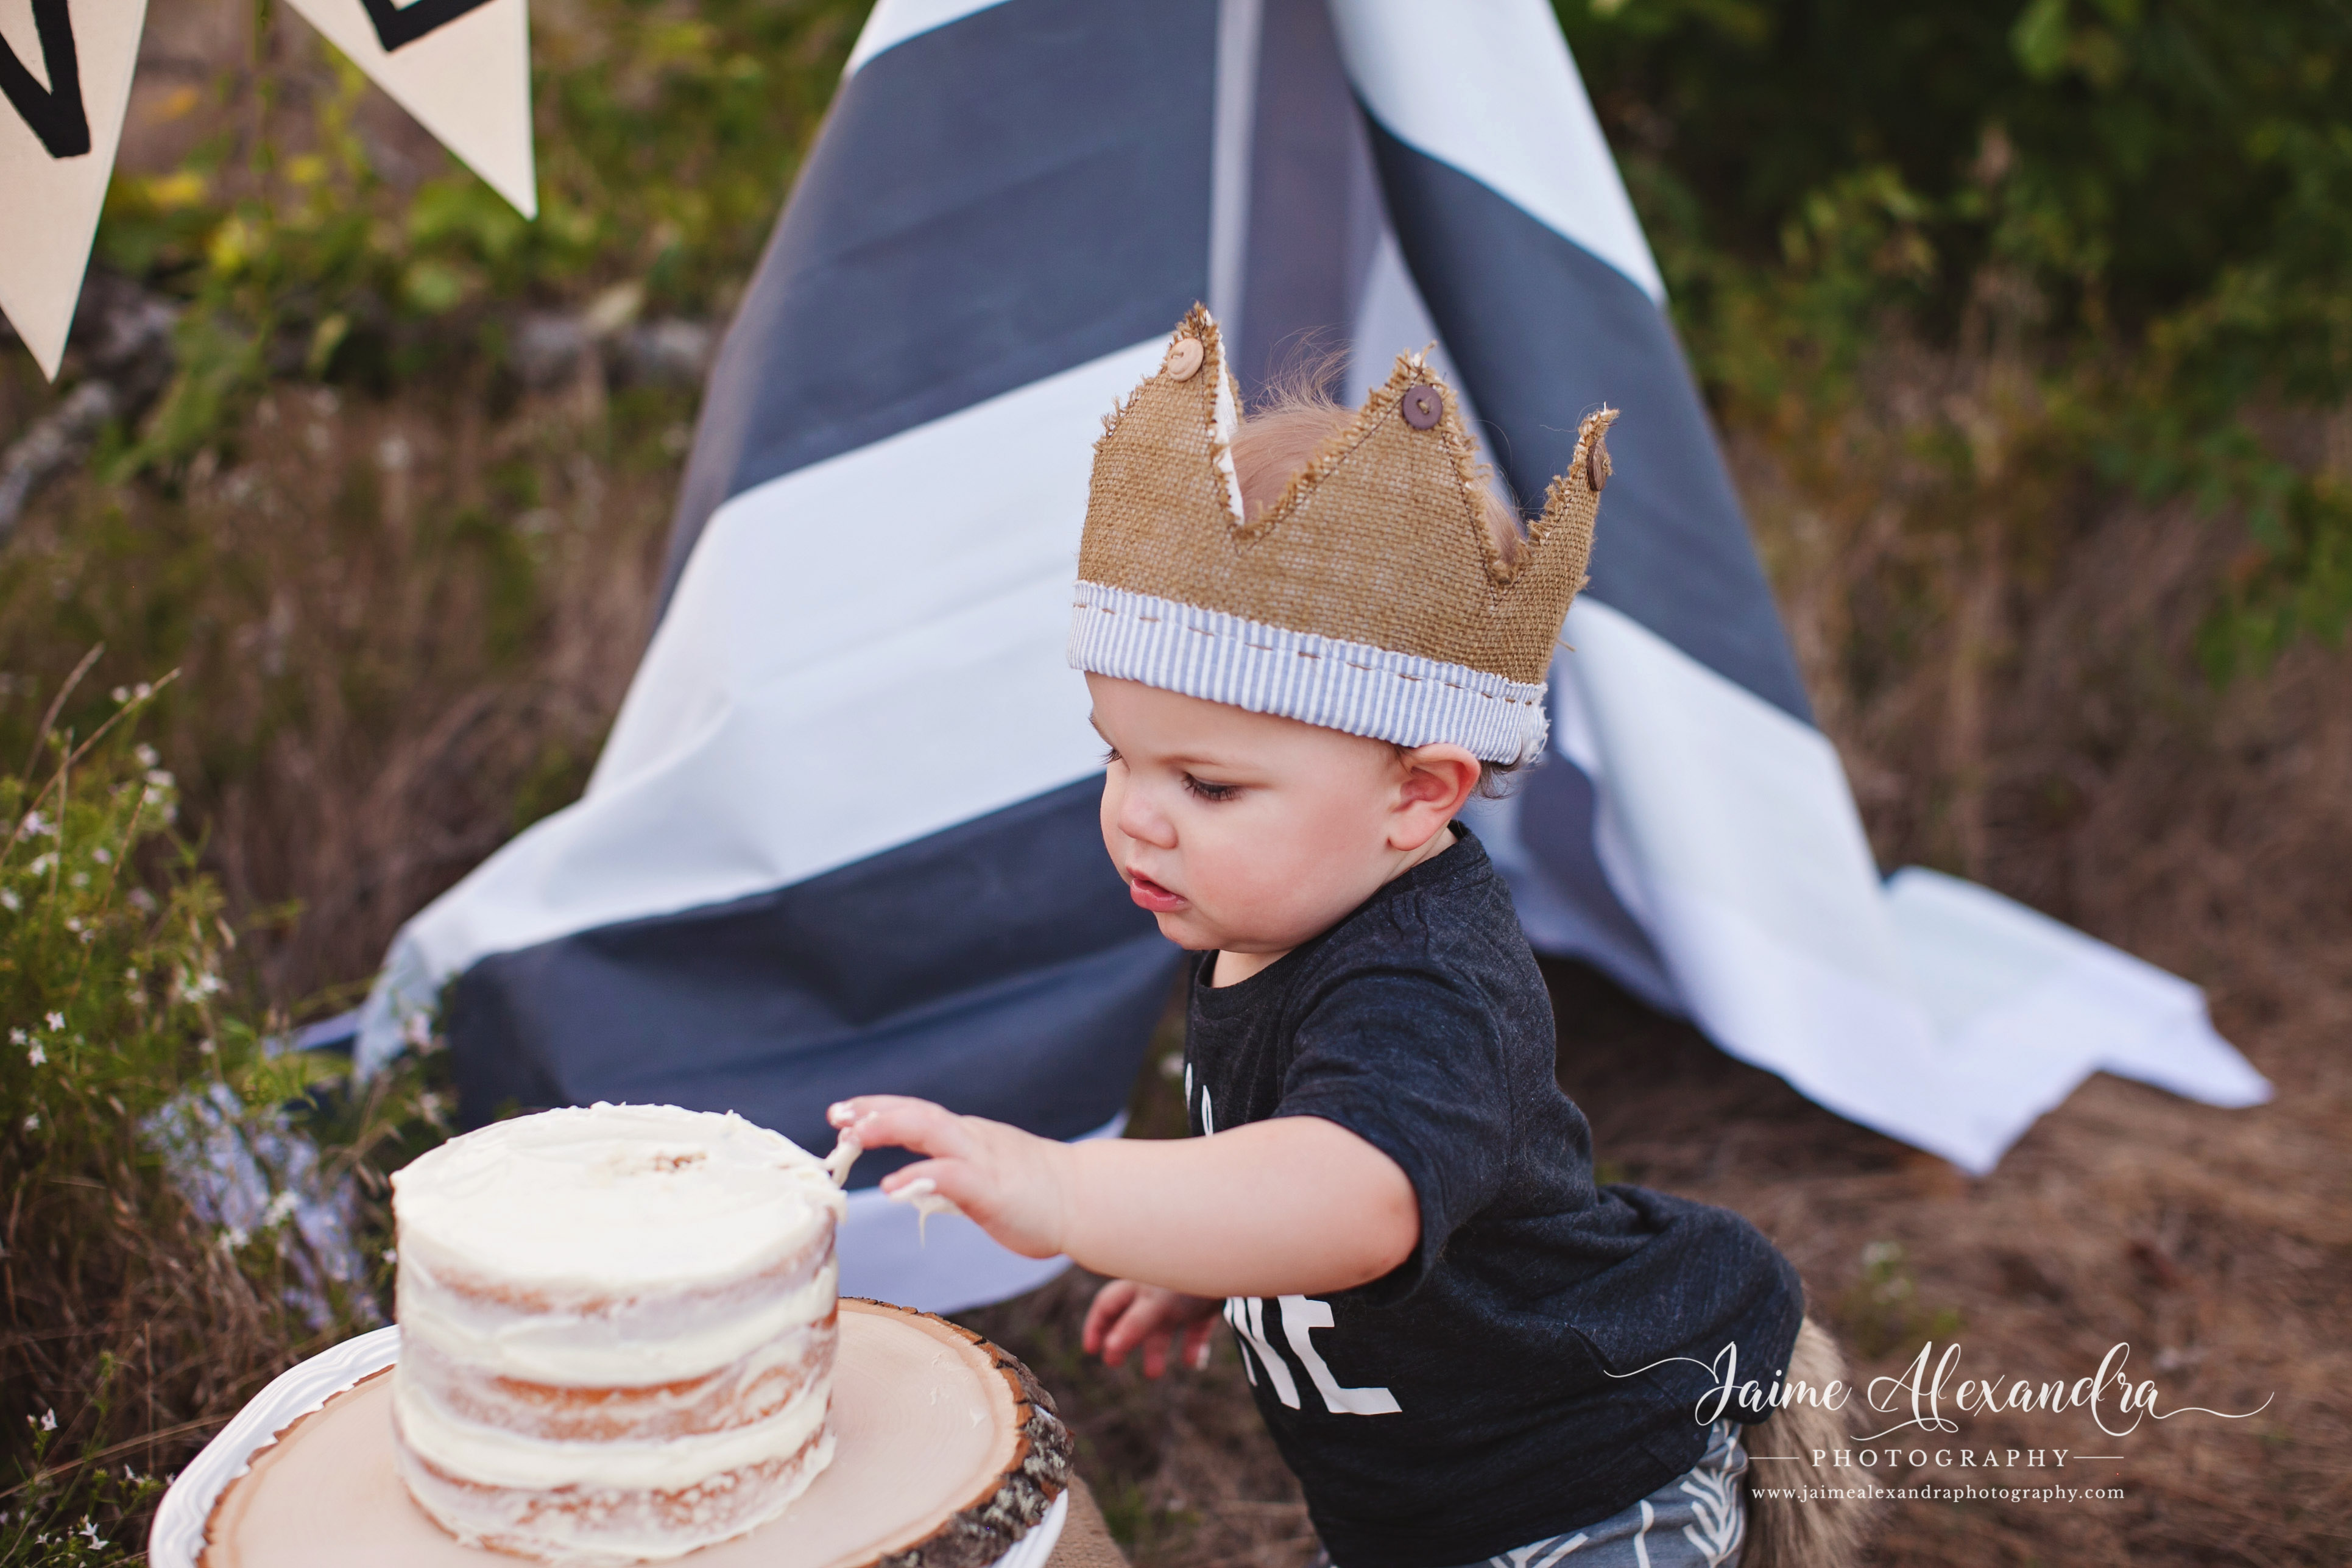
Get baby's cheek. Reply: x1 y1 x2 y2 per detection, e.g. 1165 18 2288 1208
1204 805 1351 925
1097 772 1129 863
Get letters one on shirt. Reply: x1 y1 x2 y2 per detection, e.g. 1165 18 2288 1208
1192 1069 1400 1417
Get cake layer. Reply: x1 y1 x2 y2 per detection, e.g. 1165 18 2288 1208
397 1308 836 1443
390 1104 842 1296
393 1414 835 1567
392 1369 830 1493
396 1246 837 1388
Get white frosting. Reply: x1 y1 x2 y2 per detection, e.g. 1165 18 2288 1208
390 1103 844 1293
392 1374 830 1491
397 1253 838 1386
397 1424 835 1567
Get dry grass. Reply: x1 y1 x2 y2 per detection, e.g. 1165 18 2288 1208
0 371 688 1011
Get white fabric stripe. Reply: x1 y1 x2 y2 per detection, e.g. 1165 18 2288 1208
1558 598 2264 1172
358 341 1165 1066
1209 0 1263 334
1885 869 2269 1109
1068 581 1550 763
843 0 1016 77
1329 0 1667 304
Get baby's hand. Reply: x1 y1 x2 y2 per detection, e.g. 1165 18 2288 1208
1082 1280 1221 1377
827 1096 1071 1260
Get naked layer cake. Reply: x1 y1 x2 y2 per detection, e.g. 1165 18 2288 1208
389 1103 845 1564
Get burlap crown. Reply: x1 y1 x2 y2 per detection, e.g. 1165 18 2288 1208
1068 306 1616 764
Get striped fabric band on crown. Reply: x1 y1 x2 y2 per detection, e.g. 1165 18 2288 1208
1067 581 1550 764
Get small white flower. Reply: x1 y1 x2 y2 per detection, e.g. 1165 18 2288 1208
63 916 82 933
79 1519 105 1549
28 853 55 875
8 1029 23 1045
44 1012 63 1030
27 1044 44 1067
68 872 88 889
128 888 157 913
134 743 159 766
40 1409 55 1431
382 1248 398 1265
111 686 130 703
219 1226 249 1252
262 1189 300 1228
134 682 153 701
21 1114 36 1132
144 768 174 789
0 889 16 912
90 847 110 865
197 1037 216 1056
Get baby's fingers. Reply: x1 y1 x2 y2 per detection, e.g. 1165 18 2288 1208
829 1097 970 1160
1083 1280 1142 1355
1093 1295 1169 1368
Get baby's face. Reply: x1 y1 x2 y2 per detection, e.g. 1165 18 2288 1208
1087 674 1471 960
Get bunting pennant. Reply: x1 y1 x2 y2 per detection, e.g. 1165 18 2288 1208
0 0 534 380
280 0 535 219
0 0 148 378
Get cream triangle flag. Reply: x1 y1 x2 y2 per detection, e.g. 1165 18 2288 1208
0 0 150 380
281 0 536 219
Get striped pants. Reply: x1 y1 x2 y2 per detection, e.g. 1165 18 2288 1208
1316 1423 1749 1568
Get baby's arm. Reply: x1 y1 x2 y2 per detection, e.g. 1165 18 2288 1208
826 1095 1418 1299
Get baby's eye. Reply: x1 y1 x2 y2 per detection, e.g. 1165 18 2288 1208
1100 746 1123 767
1181 774 1238 802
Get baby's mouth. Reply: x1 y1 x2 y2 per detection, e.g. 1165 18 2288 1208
1127 871 1188 914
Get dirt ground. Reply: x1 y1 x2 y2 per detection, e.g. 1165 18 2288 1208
962 944 2351 1567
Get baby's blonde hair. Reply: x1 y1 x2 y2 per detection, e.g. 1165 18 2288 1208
1227 387 1532 795
1228 390 1526 567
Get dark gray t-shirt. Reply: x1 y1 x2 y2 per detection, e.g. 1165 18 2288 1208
1185 827 1802 1568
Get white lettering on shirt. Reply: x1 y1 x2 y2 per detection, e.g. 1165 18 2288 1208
1226 1295 1301 1408
1279 1296 1402 1415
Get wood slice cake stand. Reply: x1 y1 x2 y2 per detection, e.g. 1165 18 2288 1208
152 1300 1072 1568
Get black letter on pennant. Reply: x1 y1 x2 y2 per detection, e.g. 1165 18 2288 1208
0 0 91 159
361 0 499 52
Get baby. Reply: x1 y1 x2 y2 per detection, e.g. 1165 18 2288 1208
833 311 1853 1568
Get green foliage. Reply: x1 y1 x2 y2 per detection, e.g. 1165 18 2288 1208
1559 0 2352 671
0 680 450 1566
0 677 230 1198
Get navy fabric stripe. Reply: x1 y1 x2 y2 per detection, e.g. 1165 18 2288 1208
1511 755 1674 995
446 777 1178 1183
1361 120 1813 723
657 0 1220 616
1232 0 1382 400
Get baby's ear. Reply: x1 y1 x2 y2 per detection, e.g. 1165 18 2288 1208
1395 744 1482 815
